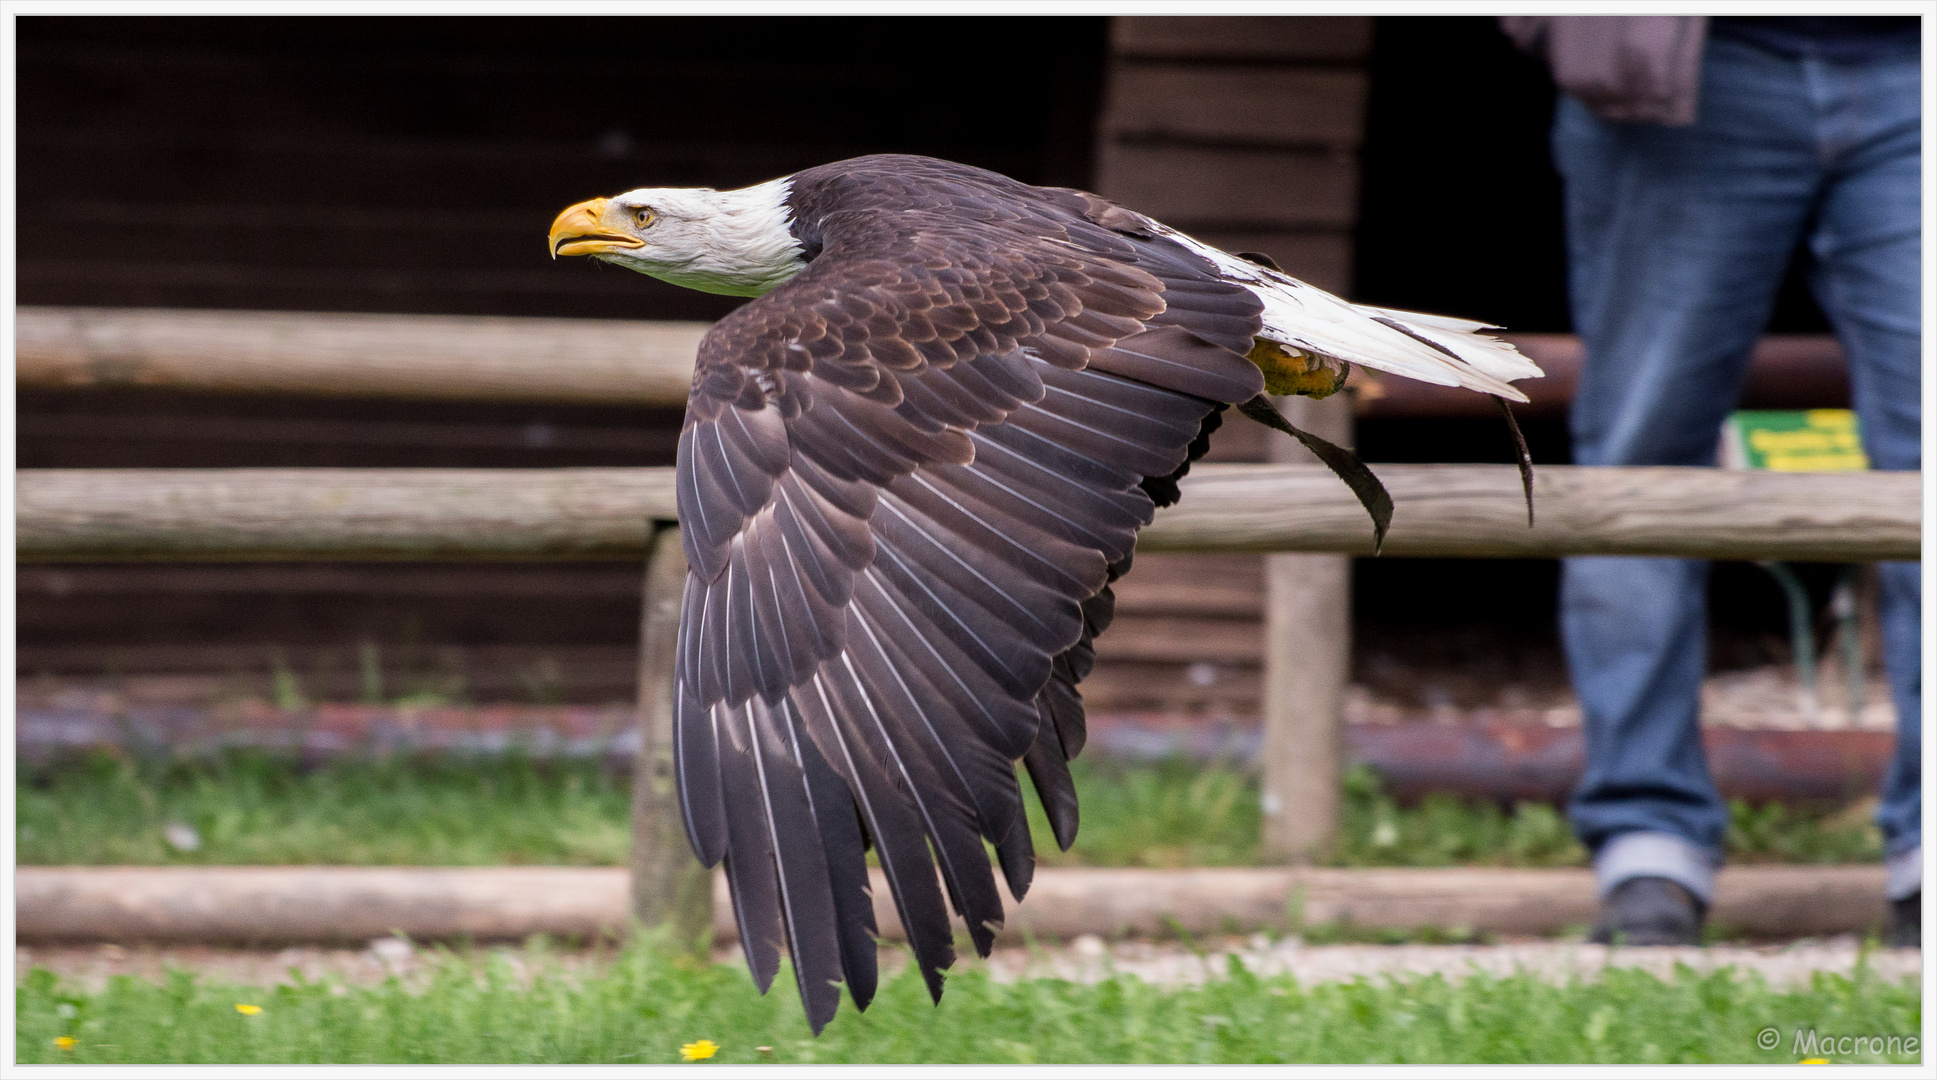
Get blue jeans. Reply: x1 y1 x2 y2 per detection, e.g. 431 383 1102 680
1553 35 1922 887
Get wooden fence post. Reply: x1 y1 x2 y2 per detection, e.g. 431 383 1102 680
628 524 714 956
1259 394 1355 863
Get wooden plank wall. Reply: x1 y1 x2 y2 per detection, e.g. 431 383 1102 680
15 558 1272 714
1082 16 1372 716
16 16 1106 321
1095 16 1370 295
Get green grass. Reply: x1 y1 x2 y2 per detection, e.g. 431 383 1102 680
14 939 1920 1064
15 751 632 867
1024 755 1264 867
17 751 1883 869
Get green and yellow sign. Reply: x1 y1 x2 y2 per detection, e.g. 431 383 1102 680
1722 409 1868 472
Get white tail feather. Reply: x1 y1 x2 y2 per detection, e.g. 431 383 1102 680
1353 305 1546 385
1152 225 1544 402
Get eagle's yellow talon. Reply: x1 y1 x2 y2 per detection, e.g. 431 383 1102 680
1248 339 1350 399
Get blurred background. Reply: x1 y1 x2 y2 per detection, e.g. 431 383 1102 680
17 14 1856 737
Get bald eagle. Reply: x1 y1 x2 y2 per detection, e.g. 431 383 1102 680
550 154 1539 1032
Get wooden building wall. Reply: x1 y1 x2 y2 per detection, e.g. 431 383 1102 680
1095 16 1369 296
16 16 1105 321
17 16 1615 716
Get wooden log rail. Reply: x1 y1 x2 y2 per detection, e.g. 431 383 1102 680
15 306 1847 417
13 864 1894 945
15 307 706 405
15 464 1921 563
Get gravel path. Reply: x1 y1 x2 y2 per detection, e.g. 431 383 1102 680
19 936 1920 993
977 934 1922 988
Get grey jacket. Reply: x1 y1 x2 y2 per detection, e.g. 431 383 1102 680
1500 16 1708 126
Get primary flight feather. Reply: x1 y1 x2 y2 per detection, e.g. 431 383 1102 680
548 154 1541 1032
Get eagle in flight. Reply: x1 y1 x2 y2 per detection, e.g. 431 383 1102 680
549 154 1540 1032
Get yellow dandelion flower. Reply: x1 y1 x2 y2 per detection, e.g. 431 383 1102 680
1800 1060 1830 1065
234 1003 263 1015
680 1039 719 1061
54 1036 77 1051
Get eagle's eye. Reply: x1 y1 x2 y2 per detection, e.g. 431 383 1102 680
633 207 656 228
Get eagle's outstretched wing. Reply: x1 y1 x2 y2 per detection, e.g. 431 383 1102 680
673 161 1269 1032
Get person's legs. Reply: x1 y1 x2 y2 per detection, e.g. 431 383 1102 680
1553 37 1828 914
1800 48 1921 915
1561 557 1720 859
1875 562 1923 916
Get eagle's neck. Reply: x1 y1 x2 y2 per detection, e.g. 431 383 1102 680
653 179 808 297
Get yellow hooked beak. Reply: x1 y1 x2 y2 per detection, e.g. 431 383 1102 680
548 197 647 259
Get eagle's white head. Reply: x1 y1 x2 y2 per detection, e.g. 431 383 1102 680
547 179 807 297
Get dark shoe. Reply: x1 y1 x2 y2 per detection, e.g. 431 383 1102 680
1590 876 1706 946
1887 892 1920 948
